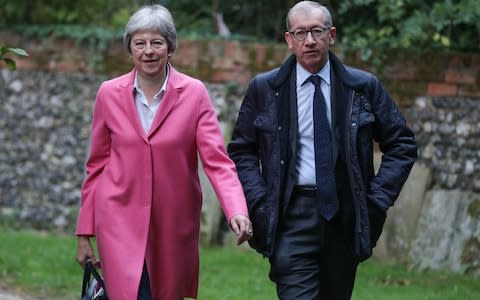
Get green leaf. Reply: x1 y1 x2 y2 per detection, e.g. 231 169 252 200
3 58 16 71
7 48 29 57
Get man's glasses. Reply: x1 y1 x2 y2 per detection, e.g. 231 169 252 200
289 27 331 41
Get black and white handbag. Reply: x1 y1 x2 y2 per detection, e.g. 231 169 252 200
81 260 108 300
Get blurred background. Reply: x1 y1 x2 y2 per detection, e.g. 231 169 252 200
1 0 479 55
1 0 480 299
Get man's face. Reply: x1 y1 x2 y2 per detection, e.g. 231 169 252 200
285 8 336 74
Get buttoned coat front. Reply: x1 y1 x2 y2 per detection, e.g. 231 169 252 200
76 66 248 299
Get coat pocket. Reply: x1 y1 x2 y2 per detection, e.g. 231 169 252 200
248 199 270 253
253 114 275 159
367 201 387 248
357 99 375 128
253 113 275 133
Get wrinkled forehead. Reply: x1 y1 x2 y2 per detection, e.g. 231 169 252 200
288 7 327 30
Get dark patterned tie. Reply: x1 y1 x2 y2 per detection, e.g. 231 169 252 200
306 75 338 220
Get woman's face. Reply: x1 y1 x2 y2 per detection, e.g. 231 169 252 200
129 30 169 79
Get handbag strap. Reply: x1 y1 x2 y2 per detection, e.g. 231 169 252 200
81 262 90 298
87 261 106 288
81 260 106 297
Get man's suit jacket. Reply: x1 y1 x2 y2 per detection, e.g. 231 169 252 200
228 52 417 260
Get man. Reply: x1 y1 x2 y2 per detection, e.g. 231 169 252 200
228 1 417 299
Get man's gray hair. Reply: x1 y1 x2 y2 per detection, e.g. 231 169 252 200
286 1 333 31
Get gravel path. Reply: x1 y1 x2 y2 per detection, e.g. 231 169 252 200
0 291 26 300
0 289 39 300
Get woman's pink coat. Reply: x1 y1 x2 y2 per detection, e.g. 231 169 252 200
76 66 248 299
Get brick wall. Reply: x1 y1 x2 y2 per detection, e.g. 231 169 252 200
2 30 479 108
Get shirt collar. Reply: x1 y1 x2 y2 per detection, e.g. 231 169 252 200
133 65 170 96
296 60 331 87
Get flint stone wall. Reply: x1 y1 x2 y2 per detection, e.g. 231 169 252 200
0 69 243 244
374 97 480 276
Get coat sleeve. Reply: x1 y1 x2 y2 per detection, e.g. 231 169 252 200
76 85 112 235
227 78 268 209
194 82 249 221
369 78 417 210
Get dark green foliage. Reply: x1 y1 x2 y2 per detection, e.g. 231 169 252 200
336 0 480 63
0 0 140 28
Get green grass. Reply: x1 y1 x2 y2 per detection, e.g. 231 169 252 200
0 229 81 299
0 229 479 299
353 259 480 300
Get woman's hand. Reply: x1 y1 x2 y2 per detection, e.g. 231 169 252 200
76 236 99 268
229 215 253 245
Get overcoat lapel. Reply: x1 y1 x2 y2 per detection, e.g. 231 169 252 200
147 67 180 138
120 70 149 143
283 68 299 215
330 69 339 162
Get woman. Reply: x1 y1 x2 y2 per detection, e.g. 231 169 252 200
75 4 252 300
